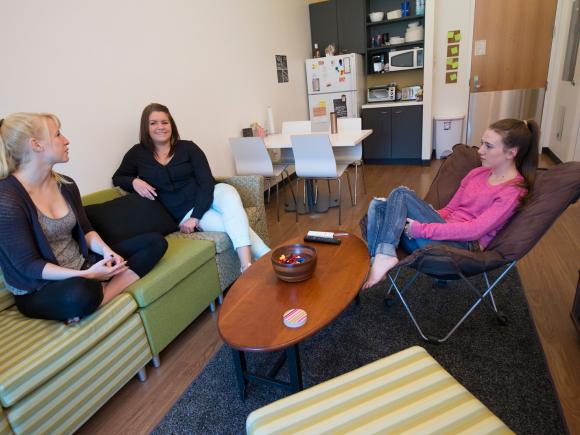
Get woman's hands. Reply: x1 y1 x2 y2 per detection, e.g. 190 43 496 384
102 247 124 268
180 218 199 234
132 178 157 200
84 257 128 281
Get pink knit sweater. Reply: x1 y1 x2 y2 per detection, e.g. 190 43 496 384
411 167 525 249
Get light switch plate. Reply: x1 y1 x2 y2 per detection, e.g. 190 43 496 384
474 40 486 56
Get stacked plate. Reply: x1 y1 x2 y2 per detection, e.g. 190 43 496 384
390 36 405 45
405 22 424 42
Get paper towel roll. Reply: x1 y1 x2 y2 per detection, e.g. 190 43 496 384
267 106 275 135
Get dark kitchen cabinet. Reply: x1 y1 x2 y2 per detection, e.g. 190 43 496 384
336 0 366 54
391 105 422 158
309 1 338 56
309 0 366 55
363 105 422 162
362 107 391 159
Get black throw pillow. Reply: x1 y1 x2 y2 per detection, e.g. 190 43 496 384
84 194 178 245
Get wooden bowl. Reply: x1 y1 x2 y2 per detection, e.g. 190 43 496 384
271 244 317 282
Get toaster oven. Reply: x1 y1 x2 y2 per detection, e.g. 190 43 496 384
367 85 396 103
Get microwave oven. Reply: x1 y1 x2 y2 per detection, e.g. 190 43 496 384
389 47 424 71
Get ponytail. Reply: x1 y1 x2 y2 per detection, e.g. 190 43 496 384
0 118 18 179
489 118 539 207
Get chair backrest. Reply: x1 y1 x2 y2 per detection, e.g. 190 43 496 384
422 144 580 261
291 134 338 178
282 121 312 134
487 161 580 259
229 137 274 176
337 117 362 131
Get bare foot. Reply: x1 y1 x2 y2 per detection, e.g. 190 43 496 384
362 254 399 289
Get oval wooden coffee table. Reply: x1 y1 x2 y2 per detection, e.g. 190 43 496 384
218 234 369 399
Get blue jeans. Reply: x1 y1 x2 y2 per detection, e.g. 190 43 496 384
366 186 469 258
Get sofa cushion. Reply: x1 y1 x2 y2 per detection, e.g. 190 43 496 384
170 231 233 254
0 293 137 407
126 237 216 307
84 193 178 245
0 273 15 311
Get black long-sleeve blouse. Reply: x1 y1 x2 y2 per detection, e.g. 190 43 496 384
112 140 215 222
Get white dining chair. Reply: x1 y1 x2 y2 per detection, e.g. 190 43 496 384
333 117 366 205
277 121 312 165
290 134 353 225
229 137 296 222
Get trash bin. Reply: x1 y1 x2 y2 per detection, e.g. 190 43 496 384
433 115 464 159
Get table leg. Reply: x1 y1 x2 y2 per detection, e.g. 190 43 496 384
286 344 303 392
231 349 248 400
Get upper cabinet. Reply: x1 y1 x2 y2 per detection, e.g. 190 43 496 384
309 0 366 55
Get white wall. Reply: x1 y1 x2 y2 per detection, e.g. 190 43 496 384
430 0 474 145
541 0 580 162
0 0 311 192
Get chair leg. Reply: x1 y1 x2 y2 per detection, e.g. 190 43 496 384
337 177 342 225
266 178 271 204
314 180 319 205
275 179 280 222
360 160 367 193
354 165 358 205
345 171 354 206
283 170 298 222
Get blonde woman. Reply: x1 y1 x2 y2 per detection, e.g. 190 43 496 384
0 113 167 323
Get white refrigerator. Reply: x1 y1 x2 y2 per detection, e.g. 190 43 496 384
305 53 365 132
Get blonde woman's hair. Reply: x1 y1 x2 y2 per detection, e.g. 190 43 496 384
0 112 70 183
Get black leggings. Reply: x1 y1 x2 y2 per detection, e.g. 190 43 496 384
15 232 168 322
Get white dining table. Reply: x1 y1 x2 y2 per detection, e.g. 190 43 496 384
263 129 373 149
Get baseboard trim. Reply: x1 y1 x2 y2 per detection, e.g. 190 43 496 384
542 147 562 164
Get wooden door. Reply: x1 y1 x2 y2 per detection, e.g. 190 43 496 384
470 0 557 92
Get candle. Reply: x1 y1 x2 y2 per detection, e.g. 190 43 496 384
267 106 275 135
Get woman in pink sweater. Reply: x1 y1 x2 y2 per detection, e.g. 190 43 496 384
363 118 539 289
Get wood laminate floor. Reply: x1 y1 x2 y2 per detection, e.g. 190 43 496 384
79 157 580 435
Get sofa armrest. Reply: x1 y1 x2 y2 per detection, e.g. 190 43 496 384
215 175 264 208
215 175 270 245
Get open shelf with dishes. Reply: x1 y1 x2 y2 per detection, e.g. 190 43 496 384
366 14 424 27
365 0 425 75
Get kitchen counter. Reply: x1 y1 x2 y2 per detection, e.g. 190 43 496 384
362 101 423 109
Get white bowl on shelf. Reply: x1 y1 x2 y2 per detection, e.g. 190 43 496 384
386 9 402 20
390 36 405 45
408 21 420 28
369 12 384 22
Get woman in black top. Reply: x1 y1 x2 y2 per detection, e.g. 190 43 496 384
0 113 167 323
113 103 270 271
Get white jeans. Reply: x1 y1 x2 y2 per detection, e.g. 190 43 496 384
180 183 270 259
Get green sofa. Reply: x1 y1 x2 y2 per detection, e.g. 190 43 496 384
0 175 268 435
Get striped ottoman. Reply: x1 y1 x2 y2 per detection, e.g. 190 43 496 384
246 346 513 434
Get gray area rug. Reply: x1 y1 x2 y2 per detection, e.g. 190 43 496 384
154 268 566 434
